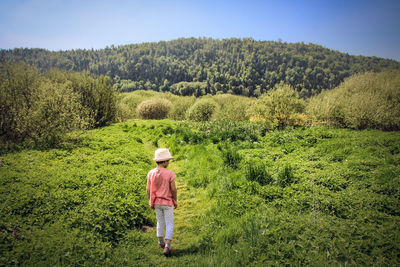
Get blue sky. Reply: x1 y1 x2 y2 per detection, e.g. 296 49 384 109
1 0 399 61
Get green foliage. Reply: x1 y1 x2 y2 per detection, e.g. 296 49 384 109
218 143 242 169
0 62 117 146
307 70 400 130
245 159 273 185
167 96 196 120
277 164 297 187
181 121 264 144
1 120 400 266
119 92 254 123
182 123 400 266
46 69 117 128
0 122 165 266
0 61 41 143
186 98 218 121
248 83 306 127
3 38 399 97
136 98 172 119
116 90 165 120
213 94 255 121
170 81 209 96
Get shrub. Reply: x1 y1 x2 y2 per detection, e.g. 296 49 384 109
212 94 254 121
136 98 172 119
28 79 91 144
0 62 109 145
0 61 41 143
186 98 218 121
247 83 305 128
48 70 117 128
168 96 196 120
307 70 400 130
117 90 169 120
115 94 133 122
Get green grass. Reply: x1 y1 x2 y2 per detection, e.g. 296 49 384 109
1 121 400 266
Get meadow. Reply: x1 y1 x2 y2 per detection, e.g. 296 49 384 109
1 119 399 266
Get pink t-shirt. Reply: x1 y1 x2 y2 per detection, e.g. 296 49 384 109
147 168 176 208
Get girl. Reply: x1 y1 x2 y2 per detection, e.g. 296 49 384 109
146 148 178 257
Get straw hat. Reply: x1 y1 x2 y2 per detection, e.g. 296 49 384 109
153 148 174 162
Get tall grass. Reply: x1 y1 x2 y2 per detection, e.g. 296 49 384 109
1 120 399 265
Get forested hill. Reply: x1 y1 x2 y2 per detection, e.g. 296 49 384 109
1 37 400 97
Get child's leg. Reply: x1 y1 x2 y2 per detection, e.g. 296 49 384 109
154 205 165 240
164 205 174 243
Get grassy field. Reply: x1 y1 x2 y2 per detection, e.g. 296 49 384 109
1 120 399 266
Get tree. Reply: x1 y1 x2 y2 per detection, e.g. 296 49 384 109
2 38 399 98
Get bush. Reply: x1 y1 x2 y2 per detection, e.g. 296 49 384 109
186 98 218 121
213 94 254 121
168 96 196 120
0 62 113 145
28 80 91 144
136 98 172 119
64 72 117 127
247 83 305 128
306 70 400 130
0 61 41 143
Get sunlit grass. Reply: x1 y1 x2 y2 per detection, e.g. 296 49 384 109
1 120 399 266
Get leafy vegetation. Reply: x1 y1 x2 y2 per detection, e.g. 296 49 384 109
2 36 400 266
185 98 218 121
0 61 117 146
2 38 400 97
170 122 400 266
247 82 306 127
307 70 400 130
1 120 399 266
0 122 158 265
136 98 172 119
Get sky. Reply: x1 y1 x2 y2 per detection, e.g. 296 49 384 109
1 0 399 61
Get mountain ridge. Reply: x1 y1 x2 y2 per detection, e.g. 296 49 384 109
1 37 399 97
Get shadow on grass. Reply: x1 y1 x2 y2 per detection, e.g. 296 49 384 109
170 245 200 258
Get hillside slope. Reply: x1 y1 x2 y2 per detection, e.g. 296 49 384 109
2 38 400 97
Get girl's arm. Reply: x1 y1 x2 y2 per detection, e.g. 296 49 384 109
146 176 151 200
170 180 177 209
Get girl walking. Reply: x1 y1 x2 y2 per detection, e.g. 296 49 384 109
146 148 178 257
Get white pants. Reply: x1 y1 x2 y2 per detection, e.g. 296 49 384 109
155 205 174 240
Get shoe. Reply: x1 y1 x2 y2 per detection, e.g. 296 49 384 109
158 242 165 248
163 246 171 257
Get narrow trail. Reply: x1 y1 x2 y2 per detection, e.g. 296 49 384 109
140 181 206 265
139 145 208 265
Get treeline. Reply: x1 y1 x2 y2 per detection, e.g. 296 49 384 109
2 38 400 97
1 61 399 147
0 61 116 145
126 70 400 131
